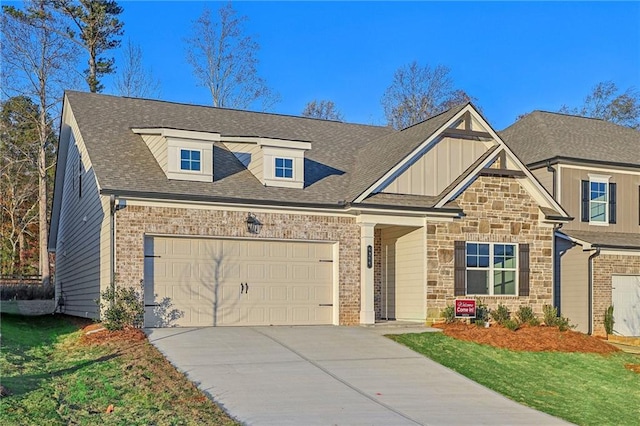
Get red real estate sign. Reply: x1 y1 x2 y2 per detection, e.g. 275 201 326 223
455 299 476 318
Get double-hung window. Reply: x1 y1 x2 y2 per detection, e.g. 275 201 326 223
465 242 517 295
180 149 201 172
581 176 616 225
275 157 293 179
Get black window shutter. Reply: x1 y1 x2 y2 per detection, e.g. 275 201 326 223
518 243 530 296
609 183 616 224
581 180 589 222
454 241 466 296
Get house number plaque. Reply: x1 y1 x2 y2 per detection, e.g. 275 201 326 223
367 245 373 269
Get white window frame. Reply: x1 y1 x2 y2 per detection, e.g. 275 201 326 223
179 148 202 173
588 174 610 225
274 157 294 179
465 242 518 296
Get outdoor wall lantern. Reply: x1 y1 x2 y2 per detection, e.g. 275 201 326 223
246 212 263 234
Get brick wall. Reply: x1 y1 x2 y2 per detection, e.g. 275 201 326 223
592 254 640 336
115 206 362 325
426 176 555 320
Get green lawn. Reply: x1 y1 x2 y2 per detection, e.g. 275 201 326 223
0 314 238 425
390 332 640 426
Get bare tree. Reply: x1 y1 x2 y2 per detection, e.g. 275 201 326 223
302 100 344 121
0 97 40 275
2 0 78 283
382 61 474 129
53 0 124 93
560 81 640 129
185 3 278 110
114 39 161 98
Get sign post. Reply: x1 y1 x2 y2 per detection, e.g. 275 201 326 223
455 299 476 318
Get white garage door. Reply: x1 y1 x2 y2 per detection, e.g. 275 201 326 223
612 275 640 336
144 236 334 327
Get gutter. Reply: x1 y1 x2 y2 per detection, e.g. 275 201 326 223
587 247 601 335
100 189 463 216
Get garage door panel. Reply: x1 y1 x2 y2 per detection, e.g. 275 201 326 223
247 264 266 280
269 264 287 280
171 262 192 279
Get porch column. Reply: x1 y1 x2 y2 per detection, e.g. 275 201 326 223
360 222 375 324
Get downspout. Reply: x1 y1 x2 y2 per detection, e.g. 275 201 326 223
546 161 556 198
587 247 601 335
109 195 116 304
552 223 563 313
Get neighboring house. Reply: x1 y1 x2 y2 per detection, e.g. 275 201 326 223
49 91 570 328
502 112 640 336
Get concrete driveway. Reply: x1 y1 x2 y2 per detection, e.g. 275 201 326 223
146 326 567 425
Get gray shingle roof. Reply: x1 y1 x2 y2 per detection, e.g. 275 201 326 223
500 111 640 167
67 92 473 208
560 229 640 250
66 91 396 206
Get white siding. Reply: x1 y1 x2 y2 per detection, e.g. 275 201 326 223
55 110 109 319
382 137 488 196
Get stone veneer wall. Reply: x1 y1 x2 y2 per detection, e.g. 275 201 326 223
425 176 555 320
592 254 640 336
115 205 362 325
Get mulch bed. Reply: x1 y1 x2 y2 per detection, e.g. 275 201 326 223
433 322 620 354
79 324 147 346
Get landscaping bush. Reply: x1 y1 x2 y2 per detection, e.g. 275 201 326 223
442 305 456 324
474 299 490 325
516 305 536 325
604 305 615 335
542 304 573 331
543 304 558 326
490 304 510 325
503 318 520 331
98 285 144 331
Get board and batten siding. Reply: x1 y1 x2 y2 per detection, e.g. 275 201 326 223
557 240 590 333
141 134 168 173
223 142 264 183
560 166 640 233
55 110 110 319
382 137 488 196
531 167 553 195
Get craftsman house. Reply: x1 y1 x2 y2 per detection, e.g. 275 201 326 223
502 112 640 336
49 91 570 327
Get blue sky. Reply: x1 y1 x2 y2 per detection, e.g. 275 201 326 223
73 1 640 129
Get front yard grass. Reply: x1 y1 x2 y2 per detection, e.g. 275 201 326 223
0 314 238 425
390 332 640 426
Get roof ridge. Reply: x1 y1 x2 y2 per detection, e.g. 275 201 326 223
65 90 389 130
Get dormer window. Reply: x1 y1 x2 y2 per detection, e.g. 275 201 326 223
180 149 201 172
275 158 293 179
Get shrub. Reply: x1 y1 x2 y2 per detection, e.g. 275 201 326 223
503 318 520 331
441 305 457 324
515 305 536 325
474 299 490 325
490 304 510 325
604 305 615 335
527 317 541 327
542 304 558 326
542 304 573 331
98 285 144 331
